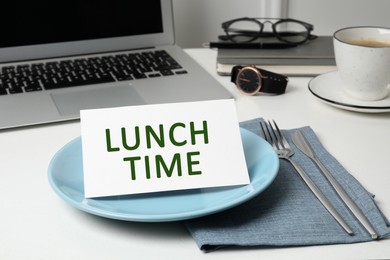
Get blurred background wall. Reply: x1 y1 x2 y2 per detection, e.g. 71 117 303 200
172 0 390 48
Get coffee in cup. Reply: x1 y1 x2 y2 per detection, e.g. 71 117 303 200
347 38 390 47
333 27 390 101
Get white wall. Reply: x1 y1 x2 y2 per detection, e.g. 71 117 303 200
287 0 390 36
172 0 287 48
173 0 390 48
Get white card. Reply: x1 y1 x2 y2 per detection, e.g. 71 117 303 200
80 99 249 198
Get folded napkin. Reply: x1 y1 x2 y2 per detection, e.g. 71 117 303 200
184 118 390 252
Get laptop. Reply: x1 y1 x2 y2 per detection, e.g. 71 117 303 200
0 0 231 130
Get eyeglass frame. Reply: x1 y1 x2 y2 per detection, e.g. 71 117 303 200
220 17 318 44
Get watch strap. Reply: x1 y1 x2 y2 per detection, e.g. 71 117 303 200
257 67 288 94
230 65 241 84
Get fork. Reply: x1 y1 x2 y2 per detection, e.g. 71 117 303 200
260 120 354 235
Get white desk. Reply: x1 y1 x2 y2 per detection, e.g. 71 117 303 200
1 49 389 259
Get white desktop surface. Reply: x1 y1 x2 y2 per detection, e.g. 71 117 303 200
1 49 389 259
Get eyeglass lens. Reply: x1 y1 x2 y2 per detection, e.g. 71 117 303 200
274 21 309 43
226 20 262 43
226 19 309 44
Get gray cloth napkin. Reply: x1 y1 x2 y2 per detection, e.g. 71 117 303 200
184 118 390 252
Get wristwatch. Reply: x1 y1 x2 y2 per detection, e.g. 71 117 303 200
231 65 288 96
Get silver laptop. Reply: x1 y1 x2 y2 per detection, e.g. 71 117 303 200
0 0 231 130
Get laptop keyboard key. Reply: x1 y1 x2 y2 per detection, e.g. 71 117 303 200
0 87 7 95
148 73 161 78
133 73 147 79
24 83 43 92
160 70 174 76
9 87 24 94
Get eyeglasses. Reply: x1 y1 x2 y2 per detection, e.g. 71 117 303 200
219 17 318 45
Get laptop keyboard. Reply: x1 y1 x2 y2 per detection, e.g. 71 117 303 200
0 50 187 95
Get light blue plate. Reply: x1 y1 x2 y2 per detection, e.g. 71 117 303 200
48 128 279 222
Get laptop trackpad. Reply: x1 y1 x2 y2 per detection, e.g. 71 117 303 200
51 84 146 116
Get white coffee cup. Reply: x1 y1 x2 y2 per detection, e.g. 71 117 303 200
333 27 390 101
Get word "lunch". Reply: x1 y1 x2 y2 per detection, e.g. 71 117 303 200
105 121 209 180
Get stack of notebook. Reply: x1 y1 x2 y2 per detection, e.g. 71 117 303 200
216 36 336 76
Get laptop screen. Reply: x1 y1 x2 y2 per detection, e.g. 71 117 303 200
0 0 174 63
1 1 163 48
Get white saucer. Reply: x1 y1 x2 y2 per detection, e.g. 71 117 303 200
308 71 390 113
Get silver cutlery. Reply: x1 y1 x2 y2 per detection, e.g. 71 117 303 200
260 120 354 235
292 130 378 239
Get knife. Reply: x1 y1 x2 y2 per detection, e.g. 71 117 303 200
292 130 378 239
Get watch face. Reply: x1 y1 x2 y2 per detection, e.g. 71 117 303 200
236 67 261 95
